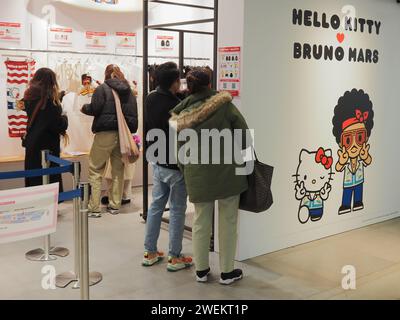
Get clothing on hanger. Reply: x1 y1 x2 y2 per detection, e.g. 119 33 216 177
4 58 36 138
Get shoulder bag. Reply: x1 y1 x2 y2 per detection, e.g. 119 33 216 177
239 153 274 213
111 89 140 164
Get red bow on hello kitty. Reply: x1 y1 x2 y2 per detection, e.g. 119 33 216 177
342 109 369 130
315 148 333 170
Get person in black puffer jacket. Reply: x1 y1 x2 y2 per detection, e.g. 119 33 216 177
23 68 68 193
82 64 138 216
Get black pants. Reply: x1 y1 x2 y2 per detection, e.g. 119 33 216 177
25 148 64 193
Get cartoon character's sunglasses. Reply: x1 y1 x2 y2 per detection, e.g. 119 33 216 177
341 128 367 149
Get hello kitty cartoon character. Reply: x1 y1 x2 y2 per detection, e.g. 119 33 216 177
294 148 334 224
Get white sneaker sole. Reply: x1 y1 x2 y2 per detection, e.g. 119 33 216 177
168 263 193 272
88 212 102 218
339 209 351 215
196 274 209 283
142 256 163 267
219 274 243 285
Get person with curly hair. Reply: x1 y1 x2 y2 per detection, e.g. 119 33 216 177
332 89 374 215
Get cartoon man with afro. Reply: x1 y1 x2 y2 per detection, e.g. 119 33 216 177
332 89 375 215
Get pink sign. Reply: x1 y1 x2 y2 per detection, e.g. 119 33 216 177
0 184 59 244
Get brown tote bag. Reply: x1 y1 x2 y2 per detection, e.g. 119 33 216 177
111 89 140 164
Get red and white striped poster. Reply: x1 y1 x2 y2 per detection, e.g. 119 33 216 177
4 59 36 138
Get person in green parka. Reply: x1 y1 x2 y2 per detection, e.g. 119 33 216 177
170 68 250 285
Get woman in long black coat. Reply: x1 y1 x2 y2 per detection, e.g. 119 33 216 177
23 68 68 190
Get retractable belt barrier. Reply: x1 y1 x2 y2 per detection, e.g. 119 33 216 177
0 150 101 300
0 152 77 202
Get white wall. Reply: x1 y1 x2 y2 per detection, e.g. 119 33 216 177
215 0 245 256
236 0 400 260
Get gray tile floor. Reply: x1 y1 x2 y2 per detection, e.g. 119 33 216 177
1 187 400 300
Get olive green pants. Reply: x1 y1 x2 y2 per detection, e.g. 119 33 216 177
193 195 240 273
88 132 124 212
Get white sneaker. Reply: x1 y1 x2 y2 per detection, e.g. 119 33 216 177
196 268 211 283
219 269 243 285
107 206 120 215
88 211 102 218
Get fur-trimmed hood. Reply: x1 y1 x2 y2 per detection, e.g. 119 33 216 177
170 91 233 132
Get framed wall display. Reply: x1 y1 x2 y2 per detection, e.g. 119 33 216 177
48 27 73 48
116 32 136 50
218 46 241 97
85 31 107 50
156 35 174 51
0 22 21 44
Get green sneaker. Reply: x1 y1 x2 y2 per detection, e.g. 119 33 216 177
142 252 164 267
167 255 193 272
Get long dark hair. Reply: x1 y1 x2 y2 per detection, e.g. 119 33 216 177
24 68 68 145
24 68 61 109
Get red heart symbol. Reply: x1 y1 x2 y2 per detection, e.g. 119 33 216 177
337 33 345 44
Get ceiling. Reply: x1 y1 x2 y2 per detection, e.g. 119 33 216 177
52 0 142 12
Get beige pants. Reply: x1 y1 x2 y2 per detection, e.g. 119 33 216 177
105 178 133 200
88 132 124 212
104 161 136 200
193 195 240 273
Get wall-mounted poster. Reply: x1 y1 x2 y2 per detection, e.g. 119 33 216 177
218 46 241 97
156 35 174 51
116 32 136 50
48 27 73 48
0 22 21 44
85 31 107 50
0 183 59 244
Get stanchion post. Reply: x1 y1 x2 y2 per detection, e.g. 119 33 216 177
56 178 102 290
80 182 90 300
72 161 81 282
56 161 83 288
42 150 52 261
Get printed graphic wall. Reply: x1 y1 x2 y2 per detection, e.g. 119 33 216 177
236 0 400 260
